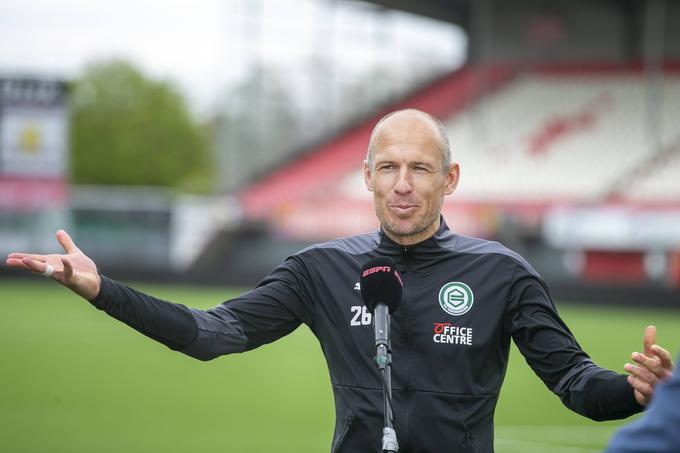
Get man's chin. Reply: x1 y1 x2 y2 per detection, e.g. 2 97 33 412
380 211 440 244
384 219 419 238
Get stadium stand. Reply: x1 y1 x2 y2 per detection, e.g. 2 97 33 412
448 70 680 203
239 63 680 231
238 65 514 220
625 139 680 201
232 63 680 294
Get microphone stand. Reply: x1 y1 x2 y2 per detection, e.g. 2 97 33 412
374 305 398 453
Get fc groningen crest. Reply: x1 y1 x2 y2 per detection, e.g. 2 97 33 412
438 282 474 316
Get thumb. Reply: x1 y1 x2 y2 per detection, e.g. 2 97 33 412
56 229 80 254
643 325 656 356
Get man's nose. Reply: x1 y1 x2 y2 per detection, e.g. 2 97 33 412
393 167 413 194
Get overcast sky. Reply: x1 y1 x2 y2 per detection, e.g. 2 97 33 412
0 0 466 115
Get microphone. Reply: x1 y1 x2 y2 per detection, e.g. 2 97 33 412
360 257 403 370
360 257 402 314
360 257 403 453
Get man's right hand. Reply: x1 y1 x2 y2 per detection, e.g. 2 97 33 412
5 229 101 301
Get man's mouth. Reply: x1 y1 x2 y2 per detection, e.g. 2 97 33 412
389 204 419 216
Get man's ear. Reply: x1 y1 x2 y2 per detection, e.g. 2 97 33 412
444 163 460 195
363 160 373 192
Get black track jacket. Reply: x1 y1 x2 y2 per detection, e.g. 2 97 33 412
91 217 642 452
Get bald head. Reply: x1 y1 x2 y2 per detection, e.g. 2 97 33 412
366 109 451 172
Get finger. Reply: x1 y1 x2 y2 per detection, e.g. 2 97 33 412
6 257 33 270
651 345 674 376
643 325 656 356
624 362 657 385
56 229 79 254
61 256 100 301
62 256 75 283
627 375 653 400
631 352 665 376
21 257 57 276
7 253 47 262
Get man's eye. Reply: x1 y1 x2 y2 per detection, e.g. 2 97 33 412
380 165 396 171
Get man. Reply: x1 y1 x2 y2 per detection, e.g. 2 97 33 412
6 109 673 452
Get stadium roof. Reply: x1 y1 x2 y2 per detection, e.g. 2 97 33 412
355 0 470 27
352 0 641 28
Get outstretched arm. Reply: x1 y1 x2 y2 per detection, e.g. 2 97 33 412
6 229 101 300
506 266 670 421
6 230 202 353
6 231 312 361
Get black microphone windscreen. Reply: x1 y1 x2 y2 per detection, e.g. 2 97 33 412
360 257 403 314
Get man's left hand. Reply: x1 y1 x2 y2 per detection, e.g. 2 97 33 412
624 325 674 406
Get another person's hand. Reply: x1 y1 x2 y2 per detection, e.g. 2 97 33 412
625 325 674 406
5 229 101 301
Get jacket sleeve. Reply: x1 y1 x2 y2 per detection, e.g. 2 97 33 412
90 255 315 361
505 262 643 421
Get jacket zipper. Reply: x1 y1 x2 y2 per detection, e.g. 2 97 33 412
331 414 353 453
400 245 412 448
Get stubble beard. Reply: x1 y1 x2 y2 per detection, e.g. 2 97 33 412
376 197 443 244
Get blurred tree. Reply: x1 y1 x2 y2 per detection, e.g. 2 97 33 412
70 60 212 192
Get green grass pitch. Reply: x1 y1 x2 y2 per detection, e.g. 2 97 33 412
1 278 679 453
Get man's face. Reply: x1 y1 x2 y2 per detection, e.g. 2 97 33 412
363 120 459 245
